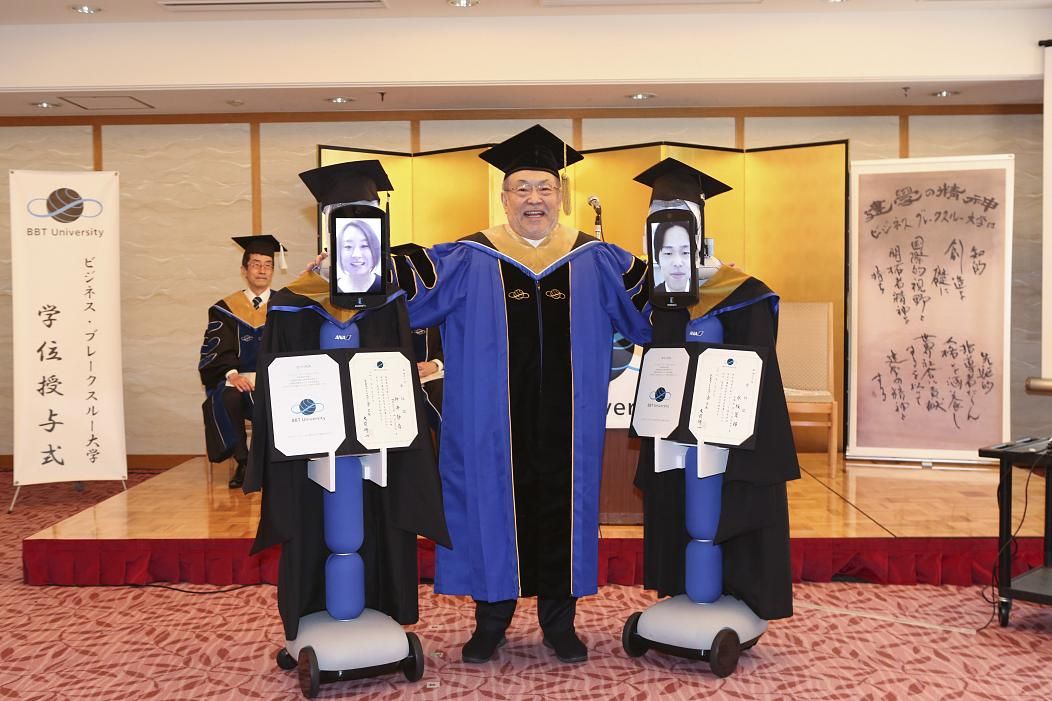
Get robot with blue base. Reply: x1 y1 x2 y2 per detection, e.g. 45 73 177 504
274 318 424 698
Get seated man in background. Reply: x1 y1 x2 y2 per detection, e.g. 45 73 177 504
198 234 285 489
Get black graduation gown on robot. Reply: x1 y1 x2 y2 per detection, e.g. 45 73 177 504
634 266 801 621
243 272 451 640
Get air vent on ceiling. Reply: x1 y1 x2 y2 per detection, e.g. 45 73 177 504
158 0 387 12
61 96 156 111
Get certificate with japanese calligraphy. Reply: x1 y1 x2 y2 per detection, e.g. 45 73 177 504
10 170 127 486
688 348 763 448
348 352 418 449
849 156 1012 462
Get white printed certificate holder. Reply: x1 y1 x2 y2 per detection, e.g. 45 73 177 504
264 348 420 492
632 343 765 477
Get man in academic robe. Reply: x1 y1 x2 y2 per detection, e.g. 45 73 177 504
633 158 800 622
198 234 284 489
243 160 450 641
393 125 652 664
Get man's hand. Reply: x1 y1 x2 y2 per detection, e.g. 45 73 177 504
303 251 328 275
417 361 439 378
228 372 254 392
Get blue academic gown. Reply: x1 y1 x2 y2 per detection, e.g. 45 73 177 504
395 225 650 602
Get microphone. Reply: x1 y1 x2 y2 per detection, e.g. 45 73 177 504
587 195 603 241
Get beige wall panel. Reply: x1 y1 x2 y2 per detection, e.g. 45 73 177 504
910 114 1043 438
745 143 847 426
745 116 899 162
581 118 736 150
419 120 573 152
0 126 93 454
104 123 251 454
260 122 411 263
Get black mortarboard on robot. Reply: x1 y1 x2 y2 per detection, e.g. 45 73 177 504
633 157 732 205
299 159 394 207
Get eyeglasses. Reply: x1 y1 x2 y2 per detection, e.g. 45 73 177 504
503 183 561 198
246 261 274 271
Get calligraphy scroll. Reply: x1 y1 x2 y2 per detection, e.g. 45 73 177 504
10 170 127 485
847 156 1012 462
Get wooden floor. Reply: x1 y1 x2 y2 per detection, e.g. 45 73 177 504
26 453 1047 542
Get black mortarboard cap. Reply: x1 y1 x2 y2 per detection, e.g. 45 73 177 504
298 159 394 206
231 234 285 256
633 157 732 205
479 124 583 177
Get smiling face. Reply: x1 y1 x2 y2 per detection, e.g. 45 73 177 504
500 169 561 240
339 223 375 278
657 224 691 292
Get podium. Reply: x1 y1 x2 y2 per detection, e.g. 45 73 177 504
978 437 1052 626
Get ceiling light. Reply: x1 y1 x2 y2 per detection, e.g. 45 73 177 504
448 0 479 6
931 90 960 98
626 93 657 101
71 5 101 13
328 97 354 104
32 101 61 109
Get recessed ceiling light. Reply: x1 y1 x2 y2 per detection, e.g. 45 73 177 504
226 99 245 107
626 93 657 101
448 0 479 7
71 5 101 14
931 90 960 98
328 97 354 104
32 101 61 109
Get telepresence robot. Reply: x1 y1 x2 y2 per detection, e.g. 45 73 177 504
621 445 766 678
266 326 427 697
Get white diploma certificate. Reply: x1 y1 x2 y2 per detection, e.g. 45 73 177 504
349 351 418 450
632 347 690 438
689 348 762 447
268 355 347 459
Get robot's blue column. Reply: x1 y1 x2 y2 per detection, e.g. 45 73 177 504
319 319 365 620
324 457 365 619
684 446 723 603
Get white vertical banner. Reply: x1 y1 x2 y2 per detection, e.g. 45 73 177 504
10 170 127 486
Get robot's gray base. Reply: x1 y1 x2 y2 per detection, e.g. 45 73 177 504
275 609 424 697
622 595 768 677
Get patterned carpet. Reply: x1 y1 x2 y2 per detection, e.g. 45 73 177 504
3 471 1051 700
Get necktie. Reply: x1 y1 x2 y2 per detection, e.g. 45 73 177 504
252 296 262 310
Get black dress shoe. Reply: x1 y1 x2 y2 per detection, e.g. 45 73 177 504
542 629 587 663
462 631 506 663
228 463 246 489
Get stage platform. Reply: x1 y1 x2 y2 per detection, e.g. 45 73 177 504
22 454 1048 588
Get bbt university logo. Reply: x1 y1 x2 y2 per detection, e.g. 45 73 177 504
27 188 104 223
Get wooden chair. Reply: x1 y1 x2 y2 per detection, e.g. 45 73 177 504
776 301 838 466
